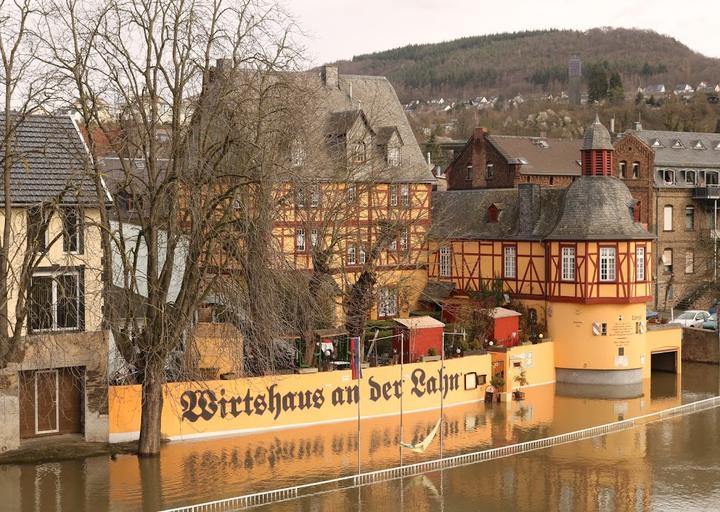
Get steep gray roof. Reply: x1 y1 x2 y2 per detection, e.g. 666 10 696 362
0 113 96 206
546 177 651 240
431 185 566 241
582 115 613 151
432 178 652 242
629 129 720 168
315 73 435 183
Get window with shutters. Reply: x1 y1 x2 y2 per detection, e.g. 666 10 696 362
561 247 575 281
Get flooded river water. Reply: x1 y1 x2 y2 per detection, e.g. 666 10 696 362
1 363 718 512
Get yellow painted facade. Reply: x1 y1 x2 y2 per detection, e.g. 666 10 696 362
108 354 493 441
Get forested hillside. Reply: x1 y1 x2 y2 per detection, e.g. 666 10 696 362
334 28 720 102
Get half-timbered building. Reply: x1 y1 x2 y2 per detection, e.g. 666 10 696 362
428 117 677 384
273 66 435 320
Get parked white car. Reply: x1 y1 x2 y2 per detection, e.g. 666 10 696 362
669 310 710 328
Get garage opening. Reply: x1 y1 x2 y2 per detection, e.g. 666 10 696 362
19 367 84 439
651 350 678 373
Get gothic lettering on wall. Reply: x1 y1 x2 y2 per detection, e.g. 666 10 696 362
180 369 464 423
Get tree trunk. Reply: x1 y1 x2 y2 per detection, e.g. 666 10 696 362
138 358 165 456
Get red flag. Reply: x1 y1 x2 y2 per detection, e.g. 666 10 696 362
350 336 363 380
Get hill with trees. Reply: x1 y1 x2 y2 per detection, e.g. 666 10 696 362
333 28 720 102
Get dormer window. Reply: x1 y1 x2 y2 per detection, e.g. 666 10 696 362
714 141 720 151
352 142 366 163
488 203 503 223
684 170 697 185
693 140 706 150
659 169 674 185
387 145 401 167
291 140 306 167
651 138 663 149
671 139 684 149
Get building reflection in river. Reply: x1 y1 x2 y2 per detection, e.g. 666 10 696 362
1 364 717 512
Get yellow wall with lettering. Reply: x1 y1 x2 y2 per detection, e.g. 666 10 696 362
108 355 492 441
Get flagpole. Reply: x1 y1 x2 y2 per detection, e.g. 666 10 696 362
439 332 445 460
355 336 361 476
399 330 404 467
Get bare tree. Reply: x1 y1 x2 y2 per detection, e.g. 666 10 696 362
41 0 304 455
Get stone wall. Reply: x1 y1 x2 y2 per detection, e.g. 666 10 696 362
681 327 719 364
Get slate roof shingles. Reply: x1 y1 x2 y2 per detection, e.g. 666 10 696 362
0 113 96 206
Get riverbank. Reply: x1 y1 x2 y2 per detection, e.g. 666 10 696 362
0 436 139 465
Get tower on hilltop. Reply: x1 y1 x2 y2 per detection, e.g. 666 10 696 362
568 55 582 106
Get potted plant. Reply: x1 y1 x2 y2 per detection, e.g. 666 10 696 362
489 375 505 402
513 369 528 400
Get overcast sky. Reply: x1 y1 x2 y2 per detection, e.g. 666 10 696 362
287 0 720 66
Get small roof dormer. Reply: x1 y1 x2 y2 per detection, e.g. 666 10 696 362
488 202 504 223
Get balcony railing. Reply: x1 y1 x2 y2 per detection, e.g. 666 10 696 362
693 185 720 200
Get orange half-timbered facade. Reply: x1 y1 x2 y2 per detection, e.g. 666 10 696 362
428 117 677 385
271 67 435 320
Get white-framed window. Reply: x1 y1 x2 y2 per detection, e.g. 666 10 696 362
347 184 356 202
389 238 397 251
685 249 694 274
310 185 320 208
631 162 640 179
389 185 398 207
399 228 409 252
62 207 81 254
347 243 356 265
439 246 452 277
561 247 575 281
29 270 81 332
310 229 319 248
503 246 517 279
599 247 616 282
378 287 398 317
400 184 410 207
352 142 366 163
465 164 472 181
294 187 305 208
663 205 673 231
636 246 646 281
295 228 305 251
387 146 401 167
359 245 367 265
618 161 627 178
290 140 305 167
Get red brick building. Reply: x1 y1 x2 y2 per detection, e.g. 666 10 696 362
444 128 582 190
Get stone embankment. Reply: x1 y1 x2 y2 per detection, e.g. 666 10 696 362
682 327 720 364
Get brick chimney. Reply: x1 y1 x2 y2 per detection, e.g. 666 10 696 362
322 65 339 88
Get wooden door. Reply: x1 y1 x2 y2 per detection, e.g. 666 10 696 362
19 368 83 439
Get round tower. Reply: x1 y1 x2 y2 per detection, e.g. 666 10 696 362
581 114 614 176
545 117 655 386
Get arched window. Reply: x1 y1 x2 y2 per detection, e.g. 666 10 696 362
618 161 627 178
631 162 640 179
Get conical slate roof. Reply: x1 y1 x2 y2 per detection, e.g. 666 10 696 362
582 114 613 150
546 176 650 240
